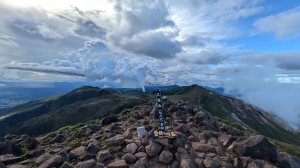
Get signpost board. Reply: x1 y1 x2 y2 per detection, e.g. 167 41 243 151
152 90 176 139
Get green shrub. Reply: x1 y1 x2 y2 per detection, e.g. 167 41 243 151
22 143 30 155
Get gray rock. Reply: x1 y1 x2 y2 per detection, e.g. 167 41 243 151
6 164 27 168
37 154 63 168
137 146 145 153
203 158 220 168
133 157 147 168
228 135 278 162
50 134 65 143
69 146 86 161
122 153 136 163
35 153 52 165
89 124 101 132
191 143 216 153
134 152 147 159
145 142 162 157
106 135 124 146
159 150 173 165
247 159 276 168
194 158 204 168
180 159 196 168
126 143 138 155
60 162 73 168
96 150 111 163
106 160 127 168
0 141 22 156
75 159 96 168
123 129 132 139
101 116 118 125
0 154 22 165
27 148 45 158
86 141 100 155
218 134 234 148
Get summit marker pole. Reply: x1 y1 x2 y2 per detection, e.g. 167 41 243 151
156 90 165 131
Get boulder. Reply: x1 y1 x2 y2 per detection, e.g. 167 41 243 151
180 159 196 168
145 142 162 157
106 135 124 146
106 160 128 168
0 154 22 165
194 112 210 123
86 141 100 155
26 148 45 158
122 153 136 163
153 138 169 146
203 158 221 168
171 161 179 168
191 143 216 153
137 146 145 153
6 164 27 168
89 124 101 132
0 141 22 156
75 159 96 168
126 143 138 155
159 150 173 165
247 159 276 168
96 150 111 163
134 152 147 159
133 156 148 168
228 135 278 162
174 124 188 134
123 129 132 139
194 158 204 168
35 153 52 165
37 154 63 168
278 152 300 168
101 116 118 125
68 146 86 160
233 157 251 168
60 162 73 168
218 134 234 147
50 134 65 143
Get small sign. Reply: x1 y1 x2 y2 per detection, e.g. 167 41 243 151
153 130 177 138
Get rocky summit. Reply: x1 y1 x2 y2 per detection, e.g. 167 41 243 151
0 100 299 168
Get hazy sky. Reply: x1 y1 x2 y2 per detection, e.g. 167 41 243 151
0 0 300 127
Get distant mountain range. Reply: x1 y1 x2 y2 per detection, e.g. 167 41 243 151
0 81 181 113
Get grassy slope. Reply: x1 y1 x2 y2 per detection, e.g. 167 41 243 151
165 85 300 146
0 87 151 137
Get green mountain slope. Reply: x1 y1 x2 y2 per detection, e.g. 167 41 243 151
165 85 300 146
0 86 150 137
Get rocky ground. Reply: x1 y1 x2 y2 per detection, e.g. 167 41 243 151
0 100 300 168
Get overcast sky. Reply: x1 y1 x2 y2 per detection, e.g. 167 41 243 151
0 0 300 127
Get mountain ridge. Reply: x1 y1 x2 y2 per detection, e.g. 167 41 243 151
0 84 299 146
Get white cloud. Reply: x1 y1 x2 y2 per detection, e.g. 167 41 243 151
254 6 300 38
36 24 64 39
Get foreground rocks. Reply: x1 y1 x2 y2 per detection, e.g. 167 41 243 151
0 100 299 168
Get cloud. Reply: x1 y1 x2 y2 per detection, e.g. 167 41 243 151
103 0 181 58
178 51 226 65
239 52 300 70
5 65 84 77
274 53 300 70
254 6 300 38
116 30 181 58
223 63 300 128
